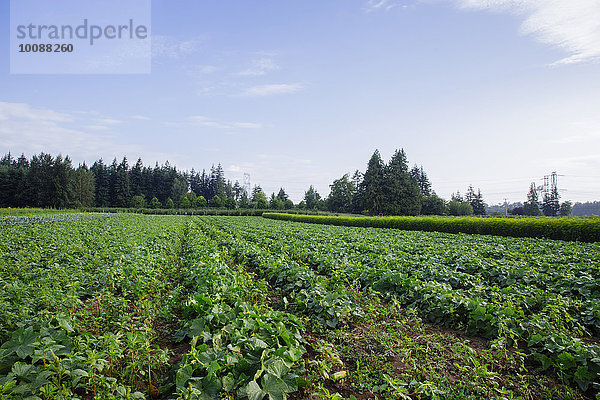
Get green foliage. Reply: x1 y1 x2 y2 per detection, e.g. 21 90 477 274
224 196 237 209
180 197 190 209
348 149 423 216
561 201 573 217
196 218 363 329
543 185 561 217
523 183 542 216
170 223 307 399
304 186 322 211
381 149 421 216
131 195 146 209
262 212 600 242
270 197 284 210
327 174 356 213
181 192 197 209
448 200 474 216
251 186 269 209
465 185 486 215
149 196 162 209
216 216 600 394
355 150 386 215
0 214 187 398
283 199 294 210
73 166 96 208
210 195 223 208
196 196 207 208
421 194 447 215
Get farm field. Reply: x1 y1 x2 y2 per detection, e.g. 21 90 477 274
0 214 598 399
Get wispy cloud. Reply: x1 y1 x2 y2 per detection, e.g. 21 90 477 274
94 118 122 125
152 36 204 59
189 116 263 130
456 0 600 64
130 115 152 120
240 83 304 97
365 0 405 12
0 102 72 122
0 102 174 163
237 58 280 76
187 65 219 78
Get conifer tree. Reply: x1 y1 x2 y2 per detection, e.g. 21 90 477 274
355 150 386 214
523 183 542 216
383 149 421 216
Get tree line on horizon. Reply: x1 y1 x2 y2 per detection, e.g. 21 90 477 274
0 151 591 216
312 149 486 216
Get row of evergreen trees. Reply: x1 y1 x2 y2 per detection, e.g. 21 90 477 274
0 153 272 209
0 150 488 216
522 182 569 217
322 149 486 216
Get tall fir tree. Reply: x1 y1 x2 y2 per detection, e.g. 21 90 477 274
355 150 386 214
410 164 432 196
382 149 421 216
327 173 356 213
523 183 542 216
542 185 560 217
74 164 96 207
304 185 322 210
465 185 486 215
130 158 144 196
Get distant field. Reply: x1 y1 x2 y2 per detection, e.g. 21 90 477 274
0 214 598 399
0 207 79 216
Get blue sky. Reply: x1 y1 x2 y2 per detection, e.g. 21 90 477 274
1 0 600 204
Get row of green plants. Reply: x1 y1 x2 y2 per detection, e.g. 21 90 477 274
247 218 600 335
80 208 345 217
194 218 362 330
0 213 320 399
0 208 77 217
167 222 308 399
206 217 600 395
263 212 600 242
0 214 189 398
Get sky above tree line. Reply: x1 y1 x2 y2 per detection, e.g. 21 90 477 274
1 0 599 204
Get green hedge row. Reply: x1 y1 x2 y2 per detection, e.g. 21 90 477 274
262 213 600 242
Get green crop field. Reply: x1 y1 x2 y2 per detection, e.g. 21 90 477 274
0 213 598 399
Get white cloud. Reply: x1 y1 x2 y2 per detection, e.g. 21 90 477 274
240 83 304 97
0 102 72 122
237 58 280 76
94 118 122 125
189 116 263 130
456 0 600 64
187 65 218 78
130 115 152 120
365 0 405 12
152 36 204 59
82 125 110 131
0 102 173 164
231 122 263 129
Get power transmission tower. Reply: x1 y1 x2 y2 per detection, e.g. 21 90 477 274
243 173 251 195
539 172 559 198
